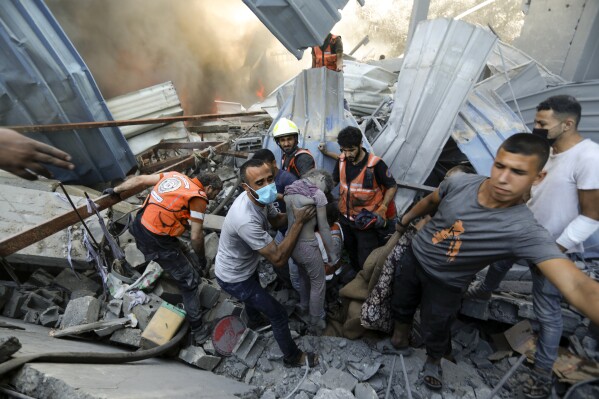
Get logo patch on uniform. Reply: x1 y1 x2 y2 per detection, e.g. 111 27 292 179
157 177 182 193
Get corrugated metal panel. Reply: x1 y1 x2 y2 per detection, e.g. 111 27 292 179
371 19 497 214
0 0 136 184
106 81 183 139
477 62 548 102
242 0 364 60
504 80 599 144
262 67 360 173
343 60 397 117
452 89 527 176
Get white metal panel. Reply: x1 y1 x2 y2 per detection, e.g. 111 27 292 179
371 19 497 214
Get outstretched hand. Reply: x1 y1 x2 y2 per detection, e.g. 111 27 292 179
292 204 316 224
0 128 74 180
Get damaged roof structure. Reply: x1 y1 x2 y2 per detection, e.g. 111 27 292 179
1 0 599 398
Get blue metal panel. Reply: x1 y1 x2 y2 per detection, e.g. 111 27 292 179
243 0 363 60
453 89 528 176
0 0 136 184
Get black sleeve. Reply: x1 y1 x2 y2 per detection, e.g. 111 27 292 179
332 160 340 185
333 36 343 54
374 160 397 189
295 153 316 177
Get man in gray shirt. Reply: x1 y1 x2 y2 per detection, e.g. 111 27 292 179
390 133 599 391
215 158 318 368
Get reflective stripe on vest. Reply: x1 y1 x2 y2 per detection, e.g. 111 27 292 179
140 171 208 237
282 148 314 178
338 153 385 221
313 34 338 71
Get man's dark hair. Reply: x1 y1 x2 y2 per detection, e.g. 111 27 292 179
537 95 581 127
499 133 550 172
196 172 223 190
337 126 362 148
325 200 339 226
252 149 276 163
240 158 268 183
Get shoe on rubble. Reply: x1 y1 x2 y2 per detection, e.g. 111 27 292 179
463 281 492 300
523 366 553 399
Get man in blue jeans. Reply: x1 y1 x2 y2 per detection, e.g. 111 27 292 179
465 96 599 398
215 158 319 368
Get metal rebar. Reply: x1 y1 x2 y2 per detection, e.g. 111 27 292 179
385 355 397 399
400 354 413 399
486 353 527 399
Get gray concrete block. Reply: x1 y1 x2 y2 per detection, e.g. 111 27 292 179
152 279 182 306
40 306 61 328
23 310 40 325
233 329 265 368
21 292 57 315
354 382 378 399
204 233 219 264
130 294 163 331
70 289 97 300
0 285 14 312
61 296 100 329
53 269 100 295
26 269 55 287
124 243 146 268
33 289 65 307
203 339 216 355
103 299 123 320
199 278 221 309
205 298 243 322
179 346 221 371
0 336 21 363
314 388 355 399
460 299 490 320
110 328 142 348
2 291 26 318
257 357 273 372
321 368 358 392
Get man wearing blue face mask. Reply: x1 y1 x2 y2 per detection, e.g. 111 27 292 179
215 158 320 368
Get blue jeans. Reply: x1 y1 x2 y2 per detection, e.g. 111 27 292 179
216 274 300 360
482 259 564 371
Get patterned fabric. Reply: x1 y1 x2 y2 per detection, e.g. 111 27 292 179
361 226 417 332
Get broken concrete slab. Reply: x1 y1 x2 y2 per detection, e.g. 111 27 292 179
124 242 146 268
354 382 378 399
204 232 219 264
25 269 54 287
179 346 221 371
205 298 243 323
320 368 358 392
0 336 21 363
60 296 100 329
1 290 26 319
39 306 61 328
53 269 100 295
203 214 225 231
233 328 266 368
23 310 39 325
313 388 355 399
21 292 59 318
0 285 15 314
152 278 183 306
199 278 221 309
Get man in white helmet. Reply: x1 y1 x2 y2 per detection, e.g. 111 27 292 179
272 118 316 178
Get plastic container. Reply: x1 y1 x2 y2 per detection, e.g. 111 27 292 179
141 301 186 348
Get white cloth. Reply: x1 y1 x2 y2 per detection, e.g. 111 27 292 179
215 192 278 283
528 139 599 253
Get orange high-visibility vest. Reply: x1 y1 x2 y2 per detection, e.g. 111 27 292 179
338 153 395 221
140 172 208 237
282 148 314 178
313 34 339 71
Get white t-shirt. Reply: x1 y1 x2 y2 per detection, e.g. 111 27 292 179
215 192 277 283
528 139 599 253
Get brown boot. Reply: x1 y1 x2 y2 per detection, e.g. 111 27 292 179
391 321 411 350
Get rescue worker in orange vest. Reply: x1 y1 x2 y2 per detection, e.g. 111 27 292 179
105 171 222 344
272 118 316 179
332 126 398 272
312 33 343 72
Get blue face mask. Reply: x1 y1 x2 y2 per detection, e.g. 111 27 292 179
245 183 277 205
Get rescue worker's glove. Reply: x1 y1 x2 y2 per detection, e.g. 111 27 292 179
355 209 386 230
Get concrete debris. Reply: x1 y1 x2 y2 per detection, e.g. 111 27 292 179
313 388 355 399
60 296 100 329
130 293 163 331
354 382 378 399
39 306 62 328
53 269 100 295
0 336 21 363
232 328 266 368
109 328 142 348
321 368 358 392
179 346 221 371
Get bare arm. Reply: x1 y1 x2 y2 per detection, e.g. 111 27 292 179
537 258 599 325
318 143 339 160
190 221 205 257
0 128 74 180
258 205 316 268
114 175 161 196
556 189 599 252
316 206 337 264
376 186 398 218
396 189 441 232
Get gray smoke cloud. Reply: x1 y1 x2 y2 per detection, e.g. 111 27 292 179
46 0 307 114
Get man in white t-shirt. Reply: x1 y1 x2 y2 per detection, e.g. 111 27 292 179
466 95 599 398
215 158 319 368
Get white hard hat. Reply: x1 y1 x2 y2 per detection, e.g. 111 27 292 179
272 118 299 138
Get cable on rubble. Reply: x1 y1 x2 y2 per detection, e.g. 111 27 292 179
0 321 189 376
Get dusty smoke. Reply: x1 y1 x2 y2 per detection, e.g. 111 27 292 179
45 0 524 114
45 0 308 114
